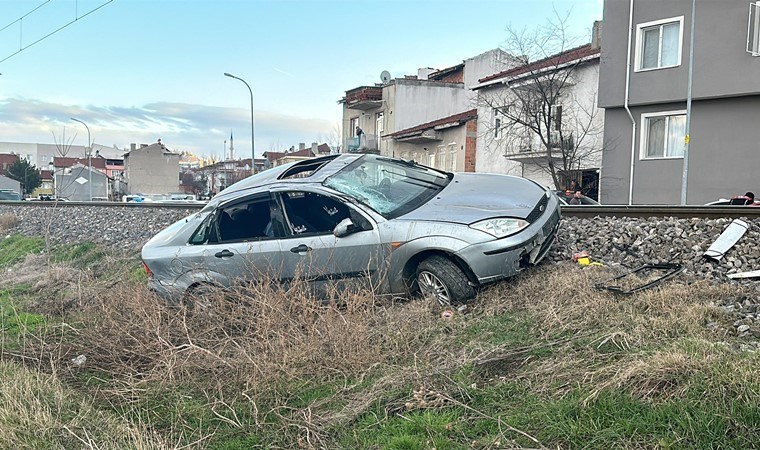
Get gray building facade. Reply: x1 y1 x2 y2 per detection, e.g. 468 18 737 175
54 164 109 201
0 174 21 194
599 0 760 204
123 142 181 195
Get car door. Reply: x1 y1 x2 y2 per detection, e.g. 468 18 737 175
179 192 286 289
274 189 387 296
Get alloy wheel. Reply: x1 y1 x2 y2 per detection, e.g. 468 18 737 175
417 270 452 306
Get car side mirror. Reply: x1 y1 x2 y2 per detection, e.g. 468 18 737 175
333 218 359 238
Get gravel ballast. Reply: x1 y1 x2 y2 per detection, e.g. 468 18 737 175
1 205 758 280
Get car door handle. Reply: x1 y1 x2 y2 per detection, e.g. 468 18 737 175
214 249 234 258
290 244 311 254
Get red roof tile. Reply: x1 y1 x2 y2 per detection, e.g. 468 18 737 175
478 44 600 84
388 109 478 138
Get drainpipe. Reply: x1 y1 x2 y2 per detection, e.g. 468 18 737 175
624 0 636 205
681 0 696 205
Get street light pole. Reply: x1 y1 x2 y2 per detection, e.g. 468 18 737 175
224 72 255 175
70 117 92 201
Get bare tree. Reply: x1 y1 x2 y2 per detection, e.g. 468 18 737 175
477 12 603 190
317 122 343 153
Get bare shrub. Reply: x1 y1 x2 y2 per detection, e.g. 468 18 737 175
0 214 19 233
18 277 449 442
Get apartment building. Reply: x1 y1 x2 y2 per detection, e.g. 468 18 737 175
340 49 514 172
599 0 760 204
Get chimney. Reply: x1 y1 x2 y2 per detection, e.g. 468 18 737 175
591 20 602 50
417 67 435 80
130 143 136 151
298 143 305 151
311 142 318 154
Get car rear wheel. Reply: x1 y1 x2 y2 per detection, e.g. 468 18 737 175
416 255 475 306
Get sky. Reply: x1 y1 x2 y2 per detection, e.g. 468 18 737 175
0 0 602 160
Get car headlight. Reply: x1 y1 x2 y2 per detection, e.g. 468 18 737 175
470 218 529 238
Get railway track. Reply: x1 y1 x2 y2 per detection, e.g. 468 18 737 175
1 201 759 219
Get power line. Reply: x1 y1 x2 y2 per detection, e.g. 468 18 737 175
0 0 114 65
0 0 51 34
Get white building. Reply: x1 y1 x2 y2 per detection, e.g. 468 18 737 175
340 49 516 172
472 38 604 197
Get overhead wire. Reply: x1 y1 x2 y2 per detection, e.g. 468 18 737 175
0 0 51 33
0 0 114 65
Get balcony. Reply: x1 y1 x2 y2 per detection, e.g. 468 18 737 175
343 86 382 110
347 134 379 153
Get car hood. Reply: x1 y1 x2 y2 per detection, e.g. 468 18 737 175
399 173 547 224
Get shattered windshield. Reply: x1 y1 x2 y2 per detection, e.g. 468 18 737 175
323 155 451 219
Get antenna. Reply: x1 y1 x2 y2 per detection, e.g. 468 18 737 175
380 70 391 85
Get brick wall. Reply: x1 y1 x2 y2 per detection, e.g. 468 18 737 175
464 118 477 172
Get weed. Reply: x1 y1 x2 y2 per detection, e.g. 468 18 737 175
0 214 19 233
0 235 44 268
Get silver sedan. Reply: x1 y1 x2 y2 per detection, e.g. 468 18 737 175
141 154 561 305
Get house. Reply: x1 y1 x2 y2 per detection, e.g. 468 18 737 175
262 142 330 169
0 153 19 173
599 0 760 204
0 174 21 194
472 30 603 195
53 156 123 200
32 170 54 198
123 141 181 195
191 157 268 195
54 164 109 201
386 109 479 172
340 49 514 172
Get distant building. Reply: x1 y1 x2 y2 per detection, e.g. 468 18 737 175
0 141 124 169
123 141 181 195
0 174 21 194
54 164 109 201
0 153 20 173
262 142 330 169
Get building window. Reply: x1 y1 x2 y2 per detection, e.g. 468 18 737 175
748 1 760 56
641 111 687 159
635 16 683 71
493 107 508 137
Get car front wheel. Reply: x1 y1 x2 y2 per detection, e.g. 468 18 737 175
416 255 475 306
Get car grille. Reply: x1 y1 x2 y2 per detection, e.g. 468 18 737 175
526 194 549 224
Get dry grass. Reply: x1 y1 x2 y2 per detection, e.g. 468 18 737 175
4 247 760 447
12 274 455 446
472 264 754 400
0 360 168 449
0 214 19 233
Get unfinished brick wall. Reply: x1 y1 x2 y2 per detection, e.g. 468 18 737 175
464 118 477 172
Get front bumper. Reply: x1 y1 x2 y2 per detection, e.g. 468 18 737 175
456 206 561 285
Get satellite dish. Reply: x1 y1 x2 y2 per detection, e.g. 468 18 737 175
380 70 391 84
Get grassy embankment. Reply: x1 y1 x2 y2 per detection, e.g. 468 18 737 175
0 214 758 449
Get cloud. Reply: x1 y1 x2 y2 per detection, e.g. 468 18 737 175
0 97 336 157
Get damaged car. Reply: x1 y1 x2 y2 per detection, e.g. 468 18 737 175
141 154 561 305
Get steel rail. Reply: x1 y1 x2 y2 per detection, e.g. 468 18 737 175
0 201 205 209
1 201 759 219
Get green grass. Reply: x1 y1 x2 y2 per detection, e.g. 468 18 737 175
0 285 45 339
0 235 44 268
